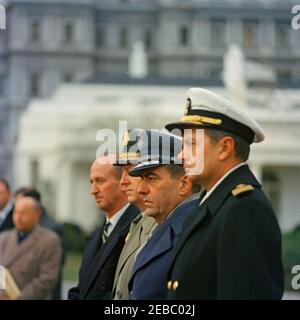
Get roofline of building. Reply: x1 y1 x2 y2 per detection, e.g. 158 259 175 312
82 75 300 89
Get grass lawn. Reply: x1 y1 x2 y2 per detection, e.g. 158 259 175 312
63 251 83 281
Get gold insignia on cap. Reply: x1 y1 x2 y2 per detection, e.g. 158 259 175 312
119 152 140 161
184 98 192 116
122 130 130 146
172 281 179 291
181 115 222 126
231 184 254 196
167 281 173 290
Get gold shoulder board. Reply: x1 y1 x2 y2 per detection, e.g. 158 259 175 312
231 184 254 197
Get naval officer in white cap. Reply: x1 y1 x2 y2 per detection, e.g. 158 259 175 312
165 88 283 300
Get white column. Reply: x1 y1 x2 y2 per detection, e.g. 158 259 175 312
44 14 59 51
14 154 32 187
291 27 300 54
203 18 210 49
191 18 199 49
56 160 73 223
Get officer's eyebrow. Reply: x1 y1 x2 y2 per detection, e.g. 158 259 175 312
144 172 159 179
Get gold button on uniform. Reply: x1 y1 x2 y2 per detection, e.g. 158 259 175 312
172 281 179 291
167 281 173 290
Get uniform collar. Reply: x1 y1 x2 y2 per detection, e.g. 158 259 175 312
200 163 247 205
168 192 201 219
164 194 200 236
201 164 261 215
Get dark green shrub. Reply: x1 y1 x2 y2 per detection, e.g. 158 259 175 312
282 226 300 291
62 222 87 253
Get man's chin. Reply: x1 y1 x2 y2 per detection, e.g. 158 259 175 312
144 208 157 217
96 201 105 210
16 227 29 232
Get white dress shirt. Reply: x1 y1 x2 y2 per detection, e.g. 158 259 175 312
105 203 130 237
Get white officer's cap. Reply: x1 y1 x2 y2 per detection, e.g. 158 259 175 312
165 88 265 144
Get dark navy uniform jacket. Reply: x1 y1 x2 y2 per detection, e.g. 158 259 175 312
167 165 284 300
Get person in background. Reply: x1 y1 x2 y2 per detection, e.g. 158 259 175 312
0 196 62 300
68 154 139 300
0 178 14 233
112 129 156 300
15 187 65 300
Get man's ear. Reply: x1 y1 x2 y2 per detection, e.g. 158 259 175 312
179 175 193 196
218 136 235 161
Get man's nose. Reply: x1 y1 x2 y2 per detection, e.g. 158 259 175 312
120 171 130 186
137 179 149 195
90 183 98 195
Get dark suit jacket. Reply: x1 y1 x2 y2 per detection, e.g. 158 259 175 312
68 204 139 300
167 165 284 300
0 206 14 232
129 197 199 300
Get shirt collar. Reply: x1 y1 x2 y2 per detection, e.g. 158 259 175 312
199 162 246 205
106 203 130 234
167 192 201 220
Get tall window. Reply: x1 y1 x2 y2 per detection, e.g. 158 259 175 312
145 30 152 50
179 26 189 47
64 22 74 44
275 21 290 49
95 28 105 48
30 20 41 42
277 69 292 81
29 72 40 97
210 67 222 79
119 27 128 48
63 73 73 83
243 21 257 49
211 20 225 49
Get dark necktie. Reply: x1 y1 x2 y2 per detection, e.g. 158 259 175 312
102 221 111 244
